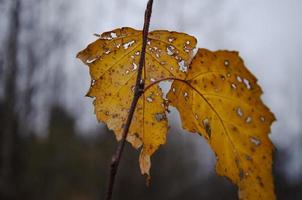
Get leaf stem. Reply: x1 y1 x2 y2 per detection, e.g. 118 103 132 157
143 77 187 92
104 1 154 200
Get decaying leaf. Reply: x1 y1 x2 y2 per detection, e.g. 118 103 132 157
167 48 276 199
77 27 197 176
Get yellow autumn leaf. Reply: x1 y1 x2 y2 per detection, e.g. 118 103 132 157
167 48 276 200
77 27 197 175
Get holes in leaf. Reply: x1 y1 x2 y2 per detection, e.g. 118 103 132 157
104 48 110 54
91 80 96 86
150 78 156 82
125 70 130 74
168 37 175 42
172 87 176 93
110 32 117 38
146 96 153 103
86 58 96 64
202 118 211 138
183 91 188 100
132 63 138 71
155 113 166 122
245 116 252 123
236 107 244 117
243 78 252 90
178 60 187 72
194 114 199 120
135 51 140 55
183 41 191 53
123 40 135 49
131 86 135 93
236 76 242 82
166 45 175 56
231 83 237 90
250 136 261 146
260 116 265 122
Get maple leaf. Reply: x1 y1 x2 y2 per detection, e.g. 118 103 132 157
167 48 276 200
77 27 197 176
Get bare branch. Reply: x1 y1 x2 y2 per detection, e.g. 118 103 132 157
104 0 154 200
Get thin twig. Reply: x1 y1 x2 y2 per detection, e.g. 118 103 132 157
104 0 154 200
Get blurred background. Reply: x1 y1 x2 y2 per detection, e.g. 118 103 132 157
0 0 301 199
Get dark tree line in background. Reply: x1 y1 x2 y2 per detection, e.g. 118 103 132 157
0 0 301 200
1 0 21 197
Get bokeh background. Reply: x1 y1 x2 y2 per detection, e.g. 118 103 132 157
0 0 301 199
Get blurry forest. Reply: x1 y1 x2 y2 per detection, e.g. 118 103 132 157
0 0 302 199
